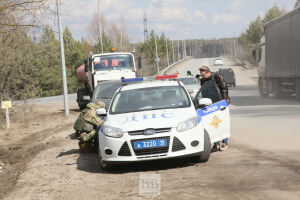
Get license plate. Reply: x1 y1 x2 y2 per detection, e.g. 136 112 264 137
134 139 167 149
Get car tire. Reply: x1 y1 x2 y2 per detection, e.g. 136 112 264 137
98 144 112 171
192 130 211 163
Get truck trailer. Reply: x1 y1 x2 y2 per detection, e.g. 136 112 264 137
255 6 300 101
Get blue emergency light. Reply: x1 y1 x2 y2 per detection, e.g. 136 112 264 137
121 77 144 83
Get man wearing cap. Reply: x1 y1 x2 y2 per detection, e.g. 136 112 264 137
74 101 105 152
199 66 230 151
199 66 230 104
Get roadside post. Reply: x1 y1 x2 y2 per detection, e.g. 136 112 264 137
1 101 11 129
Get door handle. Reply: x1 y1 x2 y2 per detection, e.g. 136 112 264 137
220 106 226 111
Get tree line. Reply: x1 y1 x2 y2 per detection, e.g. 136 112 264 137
236 3 300 62
0 1 132 101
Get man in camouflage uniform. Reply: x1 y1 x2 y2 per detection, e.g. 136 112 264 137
74 101 105 152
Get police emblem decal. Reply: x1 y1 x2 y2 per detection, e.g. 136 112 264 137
210 116 222 129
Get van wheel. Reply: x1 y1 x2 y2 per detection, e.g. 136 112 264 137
98 145 112 171
192 130 211 163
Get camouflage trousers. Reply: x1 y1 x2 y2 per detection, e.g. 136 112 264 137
76 129 96 143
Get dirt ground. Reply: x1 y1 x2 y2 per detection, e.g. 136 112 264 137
0 59 300 199
0 102 79 199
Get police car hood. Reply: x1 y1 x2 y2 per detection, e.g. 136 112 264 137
106 108 195 132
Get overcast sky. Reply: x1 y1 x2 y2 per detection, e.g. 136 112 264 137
54 0 296 42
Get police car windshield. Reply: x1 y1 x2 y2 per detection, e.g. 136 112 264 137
110 86 190 114
93 54 134 71
179 78 198 85
94 81 122 99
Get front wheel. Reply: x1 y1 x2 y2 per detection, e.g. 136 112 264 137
192 130 211 163
98 145 112 171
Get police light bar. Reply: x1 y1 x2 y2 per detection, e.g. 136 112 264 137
121 77 143 83
155 74 178 80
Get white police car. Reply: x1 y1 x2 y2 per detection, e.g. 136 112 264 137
96 75 230 170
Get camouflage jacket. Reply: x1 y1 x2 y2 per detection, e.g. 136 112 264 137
81 103 103 127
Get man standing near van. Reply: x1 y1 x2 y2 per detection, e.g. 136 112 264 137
199 66 230 104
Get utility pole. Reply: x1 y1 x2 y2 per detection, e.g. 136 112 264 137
177 41 180 61
98 0 103 53
171 40 175 63
182 40 184 59
143 13 148 43
56 0 69 116
233 38 237 58
154 35 160 74
113 35 115 48
166 38 170 66
120 27 123 51
184 40 187 58
190 41 192 57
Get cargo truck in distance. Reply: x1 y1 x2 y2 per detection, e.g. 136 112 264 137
76 51 142 110
253 6 300 101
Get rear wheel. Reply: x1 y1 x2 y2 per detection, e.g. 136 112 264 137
258 78 268 98
77 88 90 110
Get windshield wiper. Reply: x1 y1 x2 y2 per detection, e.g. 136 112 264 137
99 97 111 99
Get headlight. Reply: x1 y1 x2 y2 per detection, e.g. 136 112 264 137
102 125 123 138
177 117 197 132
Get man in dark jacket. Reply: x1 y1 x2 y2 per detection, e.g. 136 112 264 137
199 66 230 151
199 66 230 104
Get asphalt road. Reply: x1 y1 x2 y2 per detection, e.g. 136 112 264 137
167 57 300 162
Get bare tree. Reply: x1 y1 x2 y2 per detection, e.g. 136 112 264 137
87 13 131 51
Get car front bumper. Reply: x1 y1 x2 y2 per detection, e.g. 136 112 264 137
98 126 204 163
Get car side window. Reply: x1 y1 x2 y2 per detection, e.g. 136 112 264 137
196 79 222 104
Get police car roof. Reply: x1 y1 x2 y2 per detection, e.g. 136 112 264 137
120 80 181 91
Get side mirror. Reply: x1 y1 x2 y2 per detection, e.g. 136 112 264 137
197 98 212 108
96 108 107 116
83 96 90 101
138 56 142 69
